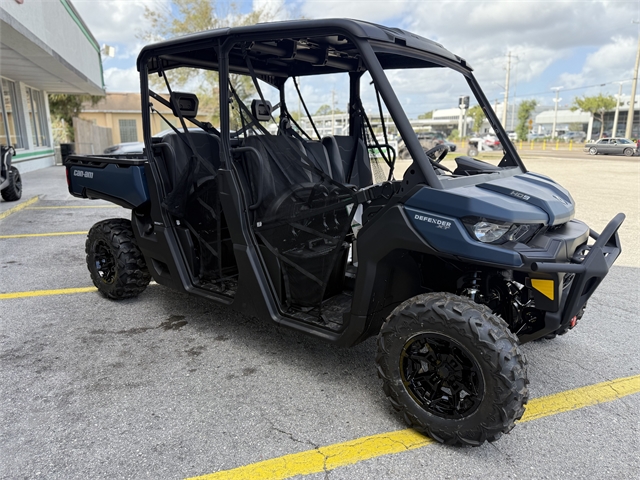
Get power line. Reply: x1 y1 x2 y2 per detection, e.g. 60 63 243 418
512 79 634 100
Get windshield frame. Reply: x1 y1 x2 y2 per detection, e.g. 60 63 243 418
364 40 527 189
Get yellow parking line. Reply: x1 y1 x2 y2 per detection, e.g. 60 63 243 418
26 205 119 209
0 231 87 239
0 287 97 300
0 196 39 220
187 374 640 480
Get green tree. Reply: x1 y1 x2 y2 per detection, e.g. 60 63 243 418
571 94 616 139
418 111 433 119
468 105 485 134
139 0 282 126
515 99 538 141
315 104 344 116
315 105 332 115
48 94 102 142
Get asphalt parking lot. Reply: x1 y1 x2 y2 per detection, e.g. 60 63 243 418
1 155 639 480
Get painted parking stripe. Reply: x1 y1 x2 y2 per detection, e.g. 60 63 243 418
0 196 39 220
0 231 87 239
25 205 120 209
186 374 640 480
0 287 97 300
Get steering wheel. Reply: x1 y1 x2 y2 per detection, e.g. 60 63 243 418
424 143 448 162
423 144 453 173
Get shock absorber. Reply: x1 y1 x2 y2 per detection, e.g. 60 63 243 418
463 271 482 302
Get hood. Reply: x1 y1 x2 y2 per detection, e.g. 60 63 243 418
404 172 574 226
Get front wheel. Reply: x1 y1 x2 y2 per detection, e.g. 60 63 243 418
376 292 528 446
589 147 597 155
86 218 151 299
1 166 22 201
623 148 633 157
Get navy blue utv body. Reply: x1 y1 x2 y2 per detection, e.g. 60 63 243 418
65 19 624 446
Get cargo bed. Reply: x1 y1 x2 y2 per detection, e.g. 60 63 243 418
65 154 149 209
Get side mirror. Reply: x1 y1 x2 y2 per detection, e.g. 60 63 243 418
251 99 272 121
170 92 198 118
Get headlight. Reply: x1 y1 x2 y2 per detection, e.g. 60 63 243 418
463 217 541 244
473 220 511 243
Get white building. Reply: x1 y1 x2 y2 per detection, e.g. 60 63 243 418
0 0 104 173
534 109 592 136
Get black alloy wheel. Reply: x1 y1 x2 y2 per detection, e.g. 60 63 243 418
400 332 484 420
93 240 116 285
376 292 529 446
86 218 151 299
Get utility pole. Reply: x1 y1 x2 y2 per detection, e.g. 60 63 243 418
551 86 563 138
501 52 511 127
331 89 336 135
612 81 628 137
625 23 640 139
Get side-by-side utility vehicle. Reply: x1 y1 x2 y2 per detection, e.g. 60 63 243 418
1 145 22 201
65 19 624 445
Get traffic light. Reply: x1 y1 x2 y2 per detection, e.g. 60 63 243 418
459 96 469 109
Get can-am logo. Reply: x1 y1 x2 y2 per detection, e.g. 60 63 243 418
73 169 93 179
510 190 530 201
414 214 452 230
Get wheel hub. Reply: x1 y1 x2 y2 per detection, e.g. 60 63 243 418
93 240 116 284
400 333 484 419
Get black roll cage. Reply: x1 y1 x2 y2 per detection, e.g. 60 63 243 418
138 22 526 191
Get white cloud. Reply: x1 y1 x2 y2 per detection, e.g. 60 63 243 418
299 0 639 102
558 36 638 89
300 0 411 23
103 67 140 93
73 0 168 46
75 0 640 108
252 0 290 21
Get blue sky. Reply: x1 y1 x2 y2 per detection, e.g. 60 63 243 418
73 0 640 116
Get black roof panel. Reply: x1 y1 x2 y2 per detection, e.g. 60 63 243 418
137 18 462 72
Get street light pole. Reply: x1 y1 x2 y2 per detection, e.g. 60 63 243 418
551 86 563 138
625 24 640 139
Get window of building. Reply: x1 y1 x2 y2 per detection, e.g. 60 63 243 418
1 79 25 148
25 86 49 147
119 119 138 142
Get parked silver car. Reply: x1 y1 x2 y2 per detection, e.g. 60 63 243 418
103 141 144 155
584 138 637 157
560 131 586 143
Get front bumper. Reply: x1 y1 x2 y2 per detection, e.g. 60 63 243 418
517 213 624 342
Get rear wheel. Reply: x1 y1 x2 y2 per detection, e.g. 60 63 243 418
376 292 528 446
86 218 151 299
589 147 597 155
623 148 633 157
1 166 22 201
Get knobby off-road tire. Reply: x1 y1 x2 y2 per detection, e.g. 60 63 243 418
86 218 151 299
1 166 22 201
376 292 529 446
